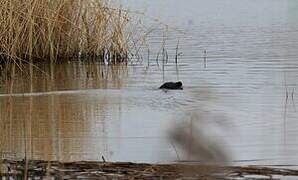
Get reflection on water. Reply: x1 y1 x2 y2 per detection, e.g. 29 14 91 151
0 62 189 163
0 62 128 94
1 0 298 165
0 63 129 162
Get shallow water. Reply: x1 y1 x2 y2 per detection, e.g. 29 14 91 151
1 0 298 165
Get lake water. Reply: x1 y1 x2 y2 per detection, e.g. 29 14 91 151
1 0 298 166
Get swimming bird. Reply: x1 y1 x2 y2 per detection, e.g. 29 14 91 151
159 81 183 90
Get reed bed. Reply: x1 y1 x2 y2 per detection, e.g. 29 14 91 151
0 0 130 67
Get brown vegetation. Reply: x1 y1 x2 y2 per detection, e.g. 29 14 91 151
1 160 298 179
0 0 130 66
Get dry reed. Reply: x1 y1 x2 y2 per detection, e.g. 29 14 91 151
0 0 130 67
2 159 298 179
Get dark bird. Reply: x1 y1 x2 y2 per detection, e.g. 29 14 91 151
159 81 183 90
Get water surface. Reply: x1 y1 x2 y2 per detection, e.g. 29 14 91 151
1 0 298 165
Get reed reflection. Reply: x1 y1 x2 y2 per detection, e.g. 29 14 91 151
0 63 127 161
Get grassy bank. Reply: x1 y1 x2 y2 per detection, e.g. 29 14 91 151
0 0 129 66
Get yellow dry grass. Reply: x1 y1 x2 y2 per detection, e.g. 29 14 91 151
0 0 129 65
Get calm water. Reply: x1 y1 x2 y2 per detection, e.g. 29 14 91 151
1 0 298 165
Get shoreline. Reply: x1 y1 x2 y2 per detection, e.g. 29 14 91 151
1 159 298 179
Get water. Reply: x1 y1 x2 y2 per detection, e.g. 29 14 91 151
1 0 298 165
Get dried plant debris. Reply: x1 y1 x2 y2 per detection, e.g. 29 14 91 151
1 159 298 179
